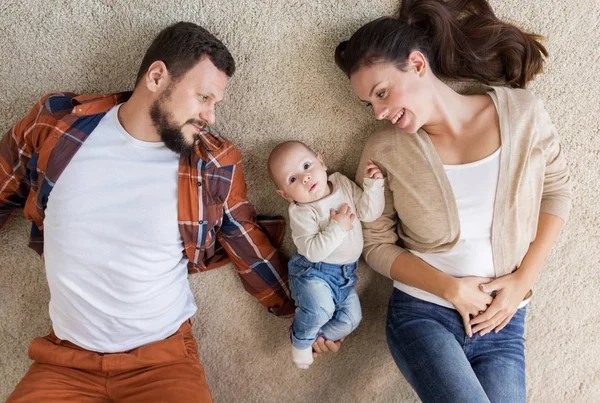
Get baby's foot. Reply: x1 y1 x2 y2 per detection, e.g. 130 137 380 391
291 345 313 369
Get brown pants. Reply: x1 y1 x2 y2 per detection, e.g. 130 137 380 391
7 321 213 403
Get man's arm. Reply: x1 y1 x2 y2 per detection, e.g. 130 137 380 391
217 159 295 317
0 95 50 231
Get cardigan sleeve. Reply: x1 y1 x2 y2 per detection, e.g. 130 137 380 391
535 98 573 222
355 140 406 279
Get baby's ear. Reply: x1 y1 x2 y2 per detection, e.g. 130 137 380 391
316 153 327 171
276 189 294 203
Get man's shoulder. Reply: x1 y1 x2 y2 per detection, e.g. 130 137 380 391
39 92 79 114
12 93 81 143
25 92 79 123
33 91 131 119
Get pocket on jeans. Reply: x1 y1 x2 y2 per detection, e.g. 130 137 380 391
288 257 313 278
180 332 200 361
505 307 527 333
388 289 426 312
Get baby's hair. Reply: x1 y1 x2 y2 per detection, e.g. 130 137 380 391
267 140 315 187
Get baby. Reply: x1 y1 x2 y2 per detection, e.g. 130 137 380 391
268 141 385 369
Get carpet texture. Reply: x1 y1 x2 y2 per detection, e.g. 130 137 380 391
1 0 599 402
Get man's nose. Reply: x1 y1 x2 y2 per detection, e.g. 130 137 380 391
199 108 216 125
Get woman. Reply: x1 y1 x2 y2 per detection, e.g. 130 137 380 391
334 0 572 401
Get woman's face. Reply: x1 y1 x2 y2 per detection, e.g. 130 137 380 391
350 53 432 134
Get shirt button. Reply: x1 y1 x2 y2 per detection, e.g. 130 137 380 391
197 181 202 187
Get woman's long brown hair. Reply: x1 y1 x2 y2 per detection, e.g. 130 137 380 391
335 0 547 88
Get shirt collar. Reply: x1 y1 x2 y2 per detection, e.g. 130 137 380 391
71 92 132 116
70 91 227 160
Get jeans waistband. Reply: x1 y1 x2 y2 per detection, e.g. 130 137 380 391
289 253 358 271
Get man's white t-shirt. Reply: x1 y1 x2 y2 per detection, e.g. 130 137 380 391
44 104 197 353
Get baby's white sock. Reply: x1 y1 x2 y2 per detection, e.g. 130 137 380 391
291 345 313 369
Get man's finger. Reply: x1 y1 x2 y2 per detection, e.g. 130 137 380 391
324 339 340 353
312 336 325 354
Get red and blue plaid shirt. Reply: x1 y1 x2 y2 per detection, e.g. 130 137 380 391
0 92 294 317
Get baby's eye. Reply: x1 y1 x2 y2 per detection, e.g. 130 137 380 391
303 162 311 169
290 177 296 184
198 95 208 102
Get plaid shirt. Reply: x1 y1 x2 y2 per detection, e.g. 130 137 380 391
0 92 294 317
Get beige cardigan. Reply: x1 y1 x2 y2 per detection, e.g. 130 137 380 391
356 86 572 279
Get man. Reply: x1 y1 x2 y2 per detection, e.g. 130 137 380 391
1 22 294 402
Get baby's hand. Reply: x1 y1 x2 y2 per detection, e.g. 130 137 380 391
364 159 383 179
330 203 355 231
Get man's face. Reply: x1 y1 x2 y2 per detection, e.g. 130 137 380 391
150 57 229 156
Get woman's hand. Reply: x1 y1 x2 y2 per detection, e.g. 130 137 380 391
446 276 494 337
470 272 530 336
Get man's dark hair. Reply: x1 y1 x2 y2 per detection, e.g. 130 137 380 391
135 21 235 86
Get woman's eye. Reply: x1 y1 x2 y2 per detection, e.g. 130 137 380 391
365 103 372 109
376 90 385 98
303 163 310 169
290 177 296 183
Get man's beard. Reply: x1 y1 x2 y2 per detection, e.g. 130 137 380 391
149 91 204 157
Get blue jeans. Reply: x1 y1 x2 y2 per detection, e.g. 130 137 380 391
386 288 526 403
288 253 362 350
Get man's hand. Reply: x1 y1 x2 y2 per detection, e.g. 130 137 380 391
364 159 383 179
312 336 344 358
330 203 355 231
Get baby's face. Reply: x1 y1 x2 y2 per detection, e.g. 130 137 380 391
272 144 330 204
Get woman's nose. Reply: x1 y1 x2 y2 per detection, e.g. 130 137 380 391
374 105 389 121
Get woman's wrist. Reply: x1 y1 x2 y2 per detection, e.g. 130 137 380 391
509 268 536 296
441 276 460 303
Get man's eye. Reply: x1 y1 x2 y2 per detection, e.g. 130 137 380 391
290 177 296 183
303 163 311 169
